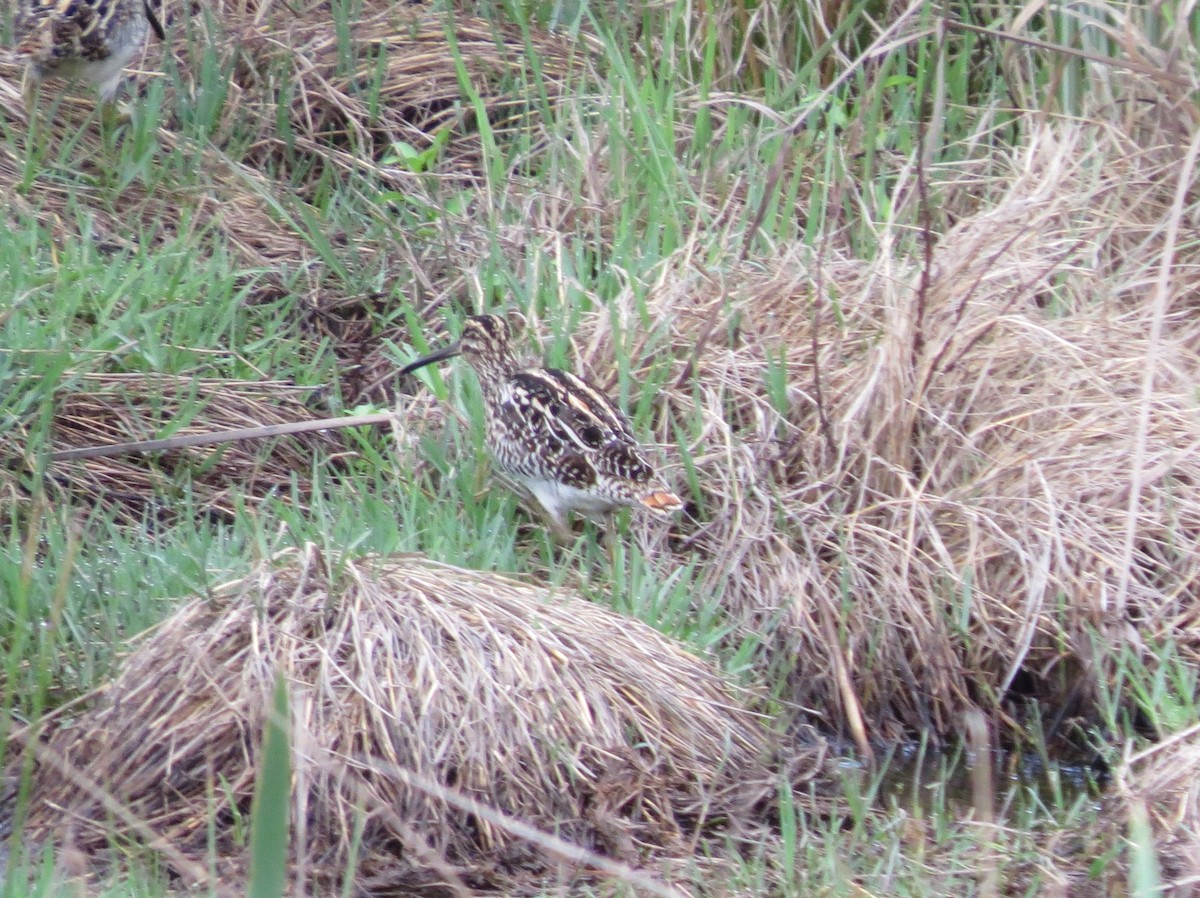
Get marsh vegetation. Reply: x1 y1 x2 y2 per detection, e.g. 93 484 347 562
1 0 1199 894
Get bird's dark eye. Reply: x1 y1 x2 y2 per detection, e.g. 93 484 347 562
579 424 604 448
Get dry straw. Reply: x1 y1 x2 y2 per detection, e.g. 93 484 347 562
0 0 591 312
8 547 788 893
1105 725 1200 894
0 76 312 300
0 144 307 302
185 0 597 184
6 0 1199 756
568 78 1200 740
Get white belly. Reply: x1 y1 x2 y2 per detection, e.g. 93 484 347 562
523 478 616 519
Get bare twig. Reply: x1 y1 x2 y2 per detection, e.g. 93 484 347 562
815 598 873 764
812 231 837 460
48 412 395 462
943 18 1193 90
911 19 945 370
963 709 998 898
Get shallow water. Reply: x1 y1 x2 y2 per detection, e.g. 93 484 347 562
857 740 1106 820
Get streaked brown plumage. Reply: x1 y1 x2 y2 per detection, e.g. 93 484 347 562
401 314 682 540
14 0 164 114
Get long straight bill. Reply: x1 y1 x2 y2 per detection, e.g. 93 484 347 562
399 341 462 378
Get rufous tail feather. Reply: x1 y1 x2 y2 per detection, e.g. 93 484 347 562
640 490 683 514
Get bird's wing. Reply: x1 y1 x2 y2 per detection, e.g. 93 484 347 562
502 369 656 485
16 0 114 62
14 2 56 60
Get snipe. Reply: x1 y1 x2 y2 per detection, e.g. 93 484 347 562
14 0 165 119
401 314 682 541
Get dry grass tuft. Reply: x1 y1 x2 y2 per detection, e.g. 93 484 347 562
0 0 595 409
0 0 588 319
1104 729 1200 894
570 96 1200 740
0 70 324 305
10 374 347 520
8 547 789 894
169 0 596 186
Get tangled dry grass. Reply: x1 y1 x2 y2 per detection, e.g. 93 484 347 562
4 0 1200 890
0 129 312 303
186 0 597 184
6 548 788 894
0 0 591 327
566 76 1200 740
0 64 320 301
1105 727 1200 895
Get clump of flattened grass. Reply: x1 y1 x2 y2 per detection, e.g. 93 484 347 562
0 79 326 300
27 374 346 521
166 0 597 187
6 547 792 894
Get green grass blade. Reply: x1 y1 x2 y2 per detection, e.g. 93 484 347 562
248 675 292 898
